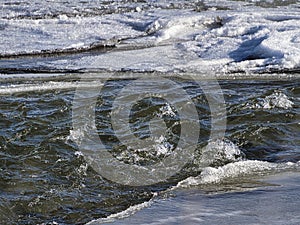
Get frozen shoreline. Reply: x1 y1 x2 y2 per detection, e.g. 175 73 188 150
1 4 300 75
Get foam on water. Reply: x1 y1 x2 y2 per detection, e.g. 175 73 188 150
0 80 104 94
86 193 157 225
245 91 295 109
257 92 294 109
196 139 244 168
181 139 299 187
113 135 175 164
177 160 290 188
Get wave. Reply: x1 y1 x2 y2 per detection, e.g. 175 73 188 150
86 195 156 225
176 160 300 188
86 159 300 224
85 138 300 224
244 91 294 110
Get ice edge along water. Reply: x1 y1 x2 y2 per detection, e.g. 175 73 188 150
0 7 300 75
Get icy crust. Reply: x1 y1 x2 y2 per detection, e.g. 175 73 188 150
87 8 300 73
0 14 146 56
1 5 300 73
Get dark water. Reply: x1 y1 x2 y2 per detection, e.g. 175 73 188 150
0 75 299 224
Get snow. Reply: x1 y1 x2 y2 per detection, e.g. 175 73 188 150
0 1 299 75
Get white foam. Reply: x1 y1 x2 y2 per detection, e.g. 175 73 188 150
115 134 174 164
154 136 174 156
77 163 88 176
195 139 244 168
246 92 294 110
86 193 157 225
177 160 300 188
158 103 176 118
69 129 86 143
74 151 84 157
0 80 102 94
260 92 294 109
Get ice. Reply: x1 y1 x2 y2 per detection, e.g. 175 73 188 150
0 14 143 56
1 5 300 75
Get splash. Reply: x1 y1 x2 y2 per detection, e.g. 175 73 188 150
246 92 294 110
195 139 244 168
86 193 157 225
177 160 300 188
